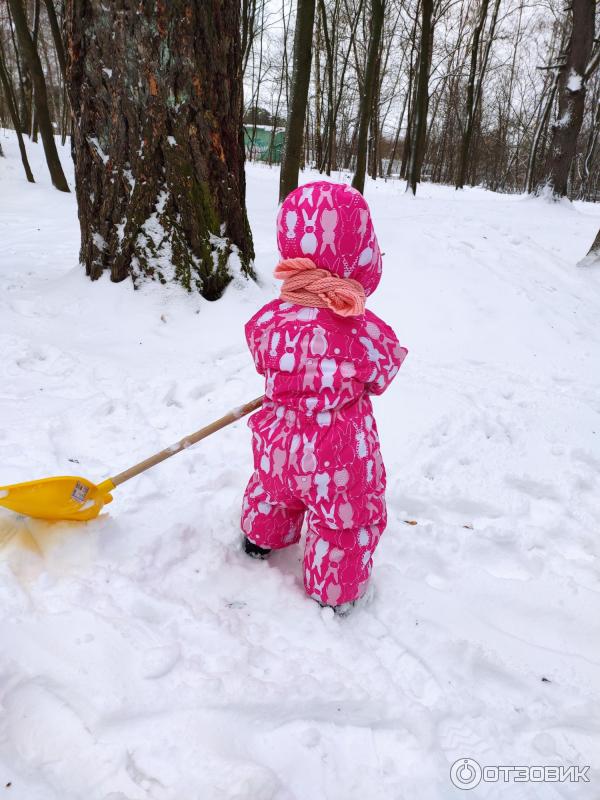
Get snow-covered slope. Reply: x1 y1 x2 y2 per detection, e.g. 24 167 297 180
1 128 599 800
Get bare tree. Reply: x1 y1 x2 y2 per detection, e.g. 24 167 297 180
580 85 600 199
279 0 316 201
0 39 34 181
7 0 68 191
4 0 31 135
407 0 433 194
3 0 597 206
41 0 66 80
455 0 490 189
536 0 597 197
352 0 384 193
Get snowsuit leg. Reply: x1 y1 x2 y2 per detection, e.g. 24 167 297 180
303 511 386 607
300 410 388 606
241 470 305 550
242 401 388 605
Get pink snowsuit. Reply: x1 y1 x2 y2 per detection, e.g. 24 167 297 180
242 181 407 606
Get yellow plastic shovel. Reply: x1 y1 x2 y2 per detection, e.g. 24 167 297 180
0 396 264 523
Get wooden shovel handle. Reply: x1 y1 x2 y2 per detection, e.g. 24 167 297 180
108 395 264 488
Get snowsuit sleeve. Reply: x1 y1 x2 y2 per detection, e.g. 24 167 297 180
356 313 408 396
245 303 276 376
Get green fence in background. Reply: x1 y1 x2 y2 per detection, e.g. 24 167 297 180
244 125 285 164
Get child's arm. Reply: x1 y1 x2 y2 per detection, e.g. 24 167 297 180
245 304 276 376
357 314 408 396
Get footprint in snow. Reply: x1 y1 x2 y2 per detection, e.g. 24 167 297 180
139 642 181 679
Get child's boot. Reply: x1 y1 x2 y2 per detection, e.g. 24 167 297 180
243 535 272 560
319 600 356 616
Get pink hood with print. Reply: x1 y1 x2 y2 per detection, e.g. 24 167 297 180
276 182 383 297
246 181 406 417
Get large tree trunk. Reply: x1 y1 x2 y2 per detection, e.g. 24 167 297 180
65 1 254 298
279 0 316 202
352 0 384 194
7 0 69 191
536 0 595 198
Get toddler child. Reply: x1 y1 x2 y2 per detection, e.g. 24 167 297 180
241 181 407 613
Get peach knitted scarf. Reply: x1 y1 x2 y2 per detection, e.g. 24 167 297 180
274 257 366 317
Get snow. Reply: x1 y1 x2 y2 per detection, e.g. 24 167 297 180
155 189 169 214
1 128 600 799
578 251 600 269
131 200 174 284
92 232 107 251
116 220 126 245
87 136 109 165
123 168 135 192
567 71 582 92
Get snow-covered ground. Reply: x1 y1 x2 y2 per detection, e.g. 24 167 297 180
1 128 600 800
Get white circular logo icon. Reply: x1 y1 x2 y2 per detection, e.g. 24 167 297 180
450 758 482 790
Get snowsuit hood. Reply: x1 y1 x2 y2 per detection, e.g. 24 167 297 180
276 181 383 297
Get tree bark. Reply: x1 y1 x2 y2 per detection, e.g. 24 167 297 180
7 0 69 191
65 0 254 298
42 0 67 80
399 20 418 181
317 0 336 175
314 5 324 170
241 0 258 78
30 0 42 142
5 0 31 135
0 44 35 182
279 0 316 201
455 0 490 189
577 226 600 267
406 0 433 194
580 90 600 199
368 48 381 180
536 0 595 197
525 75 561 192
352 0 384 194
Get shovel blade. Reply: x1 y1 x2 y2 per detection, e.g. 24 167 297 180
0 476 114 522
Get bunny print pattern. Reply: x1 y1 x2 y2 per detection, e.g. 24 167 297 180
242 301 406 606
242 181 407 607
